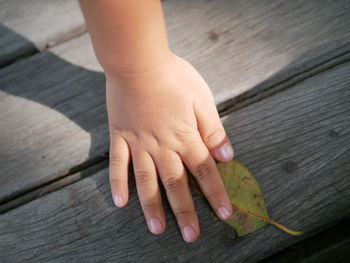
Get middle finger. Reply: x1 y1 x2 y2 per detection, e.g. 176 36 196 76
153 150 200 243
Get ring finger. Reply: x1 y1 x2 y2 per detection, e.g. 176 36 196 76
132 148 166 235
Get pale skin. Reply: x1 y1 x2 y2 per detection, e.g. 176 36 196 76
79 0 234 243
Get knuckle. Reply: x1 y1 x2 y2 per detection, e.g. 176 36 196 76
110 128 136 145
173 128 200 143
163 174 184 192
135 133 160 152
109 126 121 135
135 170 153 184
194 163 212 183
109 154 124 166
109 176 122 186
142 202 159 212
173 208 193 218
203 126 226 145
206 191 221 202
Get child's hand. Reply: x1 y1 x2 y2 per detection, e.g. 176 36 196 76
107 53 234 243
78 0 234 244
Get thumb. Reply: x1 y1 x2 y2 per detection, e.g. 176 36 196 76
194 97 234 162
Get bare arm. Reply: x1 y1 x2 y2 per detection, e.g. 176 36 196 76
79 0 172 74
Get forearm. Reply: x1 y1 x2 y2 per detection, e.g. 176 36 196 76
78 0 172 75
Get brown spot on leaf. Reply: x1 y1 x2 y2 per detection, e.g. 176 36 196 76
215 160 270 236
237 212 247 225
236 213 254 231
242 176 251 181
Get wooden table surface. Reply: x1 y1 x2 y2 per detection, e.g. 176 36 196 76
0 0 349 262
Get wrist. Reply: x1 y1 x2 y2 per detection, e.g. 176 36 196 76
104 50 177 81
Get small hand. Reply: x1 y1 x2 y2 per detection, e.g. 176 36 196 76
107 53 234 243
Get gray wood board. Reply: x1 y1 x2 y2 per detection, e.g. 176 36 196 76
0 0 85 66
1 61 349 262
166 0 350 105
0 51 107 203
1 38 349 207
1 0 350 220
0 24 37 67
50 0 350 107
0 1 348 223
2 0 350 99
263 216 350 263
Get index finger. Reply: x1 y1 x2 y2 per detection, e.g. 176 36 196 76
179 140 233 221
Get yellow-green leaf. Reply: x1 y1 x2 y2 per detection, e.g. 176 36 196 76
217 160 268 236
189 160 303 236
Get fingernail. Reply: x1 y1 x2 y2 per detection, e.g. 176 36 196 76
218 206 232 220
218 143 234 160
113 194 123 207
182 225 196 242
148 218 163 234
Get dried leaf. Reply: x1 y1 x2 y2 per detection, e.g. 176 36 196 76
189 160 303 236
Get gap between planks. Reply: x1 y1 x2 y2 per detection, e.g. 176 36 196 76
1 50 350 215
0 0 168 70
1 60 349 262
218 47 350 116
260 215 350 262
0 29 87 70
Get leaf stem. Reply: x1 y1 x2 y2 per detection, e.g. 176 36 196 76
231 203 304 236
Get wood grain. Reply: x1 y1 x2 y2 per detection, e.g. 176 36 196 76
50 0 350 106
2 0 350 101
0 52 107 203
1 0 350 204
262 216 350 262
0 0 86 66
0 61 349 262
164 0 350 105
0 24 38 67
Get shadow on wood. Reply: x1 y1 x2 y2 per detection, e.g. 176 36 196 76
0 17 350 262
0 24 38 67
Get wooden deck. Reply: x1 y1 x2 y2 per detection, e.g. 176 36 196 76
0 0 349 262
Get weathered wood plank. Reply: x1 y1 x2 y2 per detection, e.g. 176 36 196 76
262 217 350 262
165 0 350 106
0 0 85 66
0 61 349 262
1 0 350 210
0 24 37 67
0 51 107 203
5 0 349 70
51 0 350 106
1 0 350 93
